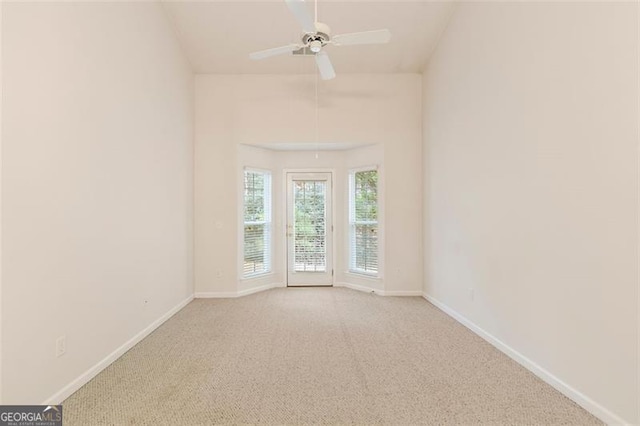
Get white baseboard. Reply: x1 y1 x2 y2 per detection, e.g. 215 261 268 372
383 290 423 296
42 294 194 405
335 281 379 294
195 282 282 299
238 282 284 297
196 282 420 298
194 291 238 298
422 293 629 426
334 282 421 297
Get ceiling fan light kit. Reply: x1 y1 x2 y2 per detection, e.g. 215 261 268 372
309 40 322 53
249 0 391 80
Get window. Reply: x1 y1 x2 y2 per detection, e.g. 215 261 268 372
243 169 271 278
349 168 378 275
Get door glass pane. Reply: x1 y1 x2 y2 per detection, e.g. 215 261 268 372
293 180 326 272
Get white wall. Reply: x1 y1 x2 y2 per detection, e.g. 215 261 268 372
422 2 638 424
2 2 194 404
195 74 421 295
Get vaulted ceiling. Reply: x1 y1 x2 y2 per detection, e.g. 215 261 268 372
162 1 456 75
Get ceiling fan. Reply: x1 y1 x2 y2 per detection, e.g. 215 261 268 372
249 0 391 80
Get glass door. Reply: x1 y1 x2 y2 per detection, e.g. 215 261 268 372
286 172 333 286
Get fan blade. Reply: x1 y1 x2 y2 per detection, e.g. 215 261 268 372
315 51 336 80
332 29 391 46
249 44 300 60
285 0 316 34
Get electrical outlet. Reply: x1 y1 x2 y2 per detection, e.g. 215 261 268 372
56 335 66 358
216 270 223 278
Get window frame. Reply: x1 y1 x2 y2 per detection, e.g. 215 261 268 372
242 168 272 279
348 166 380 277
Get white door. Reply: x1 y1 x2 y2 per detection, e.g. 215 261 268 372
286 172 333 286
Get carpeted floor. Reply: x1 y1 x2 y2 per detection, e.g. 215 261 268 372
63 287 601 425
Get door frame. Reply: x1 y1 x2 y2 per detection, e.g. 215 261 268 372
282 168 336 287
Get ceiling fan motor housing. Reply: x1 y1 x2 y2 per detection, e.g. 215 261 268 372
302 22 331 50
249 2 391 81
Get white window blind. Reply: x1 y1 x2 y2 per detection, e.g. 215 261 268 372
243 170 271 278
349 169 378 275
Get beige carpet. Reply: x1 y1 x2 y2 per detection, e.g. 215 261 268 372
63 287 601 425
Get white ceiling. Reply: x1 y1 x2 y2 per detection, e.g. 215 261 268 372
162 1 456 75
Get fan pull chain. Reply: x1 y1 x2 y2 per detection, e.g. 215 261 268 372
315 62 319 159
314 0 319 160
